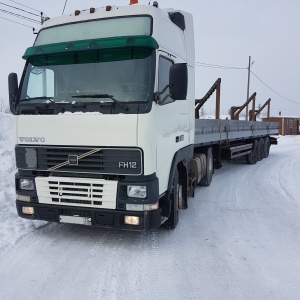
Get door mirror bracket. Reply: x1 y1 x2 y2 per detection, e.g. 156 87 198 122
154 84 173 105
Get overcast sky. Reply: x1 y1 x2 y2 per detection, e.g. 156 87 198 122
1 0 299 116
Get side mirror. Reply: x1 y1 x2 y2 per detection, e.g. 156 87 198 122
169 63 187 100
8 73 18 114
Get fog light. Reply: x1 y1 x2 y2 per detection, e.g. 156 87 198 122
22 206 34 215
124 215 140 225
20 179 34 190
127 185 147 198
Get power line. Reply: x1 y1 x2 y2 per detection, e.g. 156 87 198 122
0 8 40 23
8 0 41 13
8 0 49 18
196 60 299 106
0 15 34 28
195 62 247 70
0 2 40 17
251 71 300 105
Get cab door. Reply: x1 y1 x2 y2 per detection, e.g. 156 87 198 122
155 52 190 194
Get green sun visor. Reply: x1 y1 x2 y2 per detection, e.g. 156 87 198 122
23 35 159 60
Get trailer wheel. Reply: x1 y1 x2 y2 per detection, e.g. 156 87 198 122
200 147 213 186
263 137 270 158
163 169 180 229
257 138 265 161
246 139 258 165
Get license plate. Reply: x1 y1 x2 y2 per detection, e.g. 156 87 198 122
59 215 92 226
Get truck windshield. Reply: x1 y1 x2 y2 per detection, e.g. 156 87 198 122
19 48 154 104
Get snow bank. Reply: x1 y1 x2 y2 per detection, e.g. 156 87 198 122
0 112 45 253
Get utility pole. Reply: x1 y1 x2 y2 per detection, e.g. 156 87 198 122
246 56 251 121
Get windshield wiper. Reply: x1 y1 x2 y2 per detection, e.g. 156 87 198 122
20 97 60 108
71 94 128 111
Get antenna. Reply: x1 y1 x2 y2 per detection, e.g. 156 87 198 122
62 0 68 15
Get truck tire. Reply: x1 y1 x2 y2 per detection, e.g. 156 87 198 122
163 169 180 229
199 147 213 186
263 137 270 158
257 138 264 161
246 139 258 165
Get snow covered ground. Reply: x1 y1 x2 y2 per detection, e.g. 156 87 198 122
1 111 300 299
0 112 46 253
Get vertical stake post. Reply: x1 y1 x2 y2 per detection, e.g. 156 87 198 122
246 56 251 121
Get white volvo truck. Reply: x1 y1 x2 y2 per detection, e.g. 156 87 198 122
8 2 278 230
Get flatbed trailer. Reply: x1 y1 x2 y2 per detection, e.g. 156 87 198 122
195 119 278 146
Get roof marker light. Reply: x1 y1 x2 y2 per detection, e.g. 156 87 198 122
90 7 95 13
130 0 138 4
74 10 80 16
106 5 112 11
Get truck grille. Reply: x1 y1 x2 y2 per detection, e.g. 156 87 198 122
16 146 143 175
35 176 117 209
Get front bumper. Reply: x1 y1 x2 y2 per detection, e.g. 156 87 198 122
16 201 162 231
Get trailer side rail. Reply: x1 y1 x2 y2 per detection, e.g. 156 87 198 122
194 119 279 146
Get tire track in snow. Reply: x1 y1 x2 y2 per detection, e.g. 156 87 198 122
275 157 299 207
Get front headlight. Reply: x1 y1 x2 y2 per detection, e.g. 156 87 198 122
20 178 34 191
127 185 147 198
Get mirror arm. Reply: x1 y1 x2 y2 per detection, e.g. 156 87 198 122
9 94 17 114
11 94 16 105
158 93 172 105
154 84 173 104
